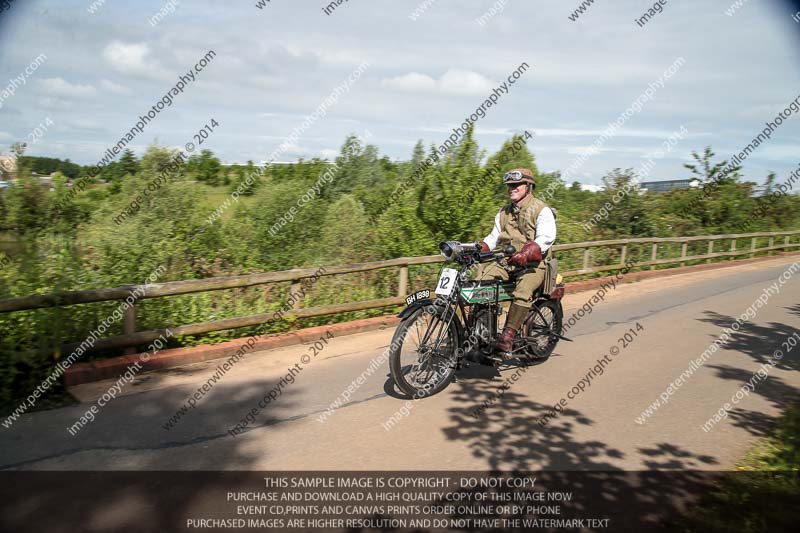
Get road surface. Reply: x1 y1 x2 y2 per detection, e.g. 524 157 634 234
1 255 798 471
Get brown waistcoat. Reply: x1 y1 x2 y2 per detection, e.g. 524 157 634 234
497 194 555 261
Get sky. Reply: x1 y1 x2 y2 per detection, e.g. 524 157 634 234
0 0 799 186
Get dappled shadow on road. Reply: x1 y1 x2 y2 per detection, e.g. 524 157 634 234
697 309 800 437
697 310 800 371
442 368 625 471
1 373 307 469
0 369 309 532
703 364 799 438
637 443 718 469
426 357 738 530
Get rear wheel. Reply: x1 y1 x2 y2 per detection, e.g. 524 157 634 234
521 299 563 360
389 304 459 398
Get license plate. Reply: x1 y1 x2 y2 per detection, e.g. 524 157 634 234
405 289 431 306
435 268 459 296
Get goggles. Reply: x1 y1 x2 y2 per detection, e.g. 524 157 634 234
503 170 531 183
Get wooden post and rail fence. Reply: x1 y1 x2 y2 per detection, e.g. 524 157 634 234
1 230 798 356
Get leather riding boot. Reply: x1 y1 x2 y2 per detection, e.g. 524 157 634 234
496 303 529 353
495 327 517 353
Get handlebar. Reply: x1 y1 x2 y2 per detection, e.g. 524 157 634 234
439 240 516 266
476 244 516 263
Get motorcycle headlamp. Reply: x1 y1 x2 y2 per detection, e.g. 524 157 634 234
439 241 480 262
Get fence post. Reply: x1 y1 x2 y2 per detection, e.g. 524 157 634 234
680 241 688 267
706 240 714 263
620 244 627 267
123 302 136 355
785 235 790 252
290 281 303 310
398 265 409 298
650 243 657 271
750 237 757 258
768 237 774 256
730 238 736 260
582 248 591 273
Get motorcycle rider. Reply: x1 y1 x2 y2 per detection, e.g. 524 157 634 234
477 168 557 353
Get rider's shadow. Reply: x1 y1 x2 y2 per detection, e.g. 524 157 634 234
382 357 551 399
456 356 549 380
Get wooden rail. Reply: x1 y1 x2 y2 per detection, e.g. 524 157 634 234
2 230 798 354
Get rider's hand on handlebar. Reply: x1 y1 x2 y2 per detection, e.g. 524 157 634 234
476 244 516 265
509 241 542 267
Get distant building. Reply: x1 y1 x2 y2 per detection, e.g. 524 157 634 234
640 178 700 193
37 175 56 188
0 154 17 181
221 160 335 167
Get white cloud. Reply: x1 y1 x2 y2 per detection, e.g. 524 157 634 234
277 142 312 156
38 97 71 110
320 148 338 159
99 79 130 94
438 69 496 95
381 69 496 96
532 128 685 139
317 48 370 66
103 41 149 72
69 119 105 131
0 131 12 141
416 125 512 135
755 143 800 160
38 77 97 98
567 146 650 156
250 74 285 89
382 72 436 92
102 41 169 80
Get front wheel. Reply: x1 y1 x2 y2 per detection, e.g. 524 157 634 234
389 304 459 398
521 299 563 360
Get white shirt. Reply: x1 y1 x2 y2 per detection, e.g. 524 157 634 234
482 206 557 253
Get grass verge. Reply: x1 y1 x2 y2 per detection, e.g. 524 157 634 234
673 402 800 532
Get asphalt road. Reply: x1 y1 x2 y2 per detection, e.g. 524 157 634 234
1 256 799 471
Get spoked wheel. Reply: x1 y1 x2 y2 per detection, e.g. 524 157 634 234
521 299 563 360
389 303 460 398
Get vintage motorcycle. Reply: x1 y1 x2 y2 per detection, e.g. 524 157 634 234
389 241 569 398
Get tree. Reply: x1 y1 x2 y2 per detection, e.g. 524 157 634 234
684 146 741 185
413 125 494 243
118 149 139 177
590 168 654 237
0 189 7 229
410 140 426 168
190 150 223 186
681 146 750 231
551 174 595 234
4 171 50 234
232 160 259 195
318 195 376 263
10 142 26 157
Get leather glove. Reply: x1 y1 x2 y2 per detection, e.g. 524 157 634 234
478 241 490 253
509 241 542 267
